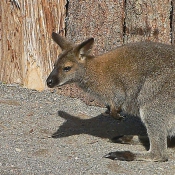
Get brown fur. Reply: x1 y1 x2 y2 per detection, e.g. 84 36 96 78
47 32 175 161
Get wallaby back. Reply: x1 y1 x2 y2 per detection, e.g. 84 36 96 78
47 32 175 161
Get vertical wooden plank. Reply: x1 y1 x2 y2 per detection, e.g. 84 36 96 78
124 0 172 44
0 1 23 84
22 0 66 90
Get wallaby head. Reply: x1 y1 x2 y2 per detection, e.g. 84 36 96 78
46 32 94 88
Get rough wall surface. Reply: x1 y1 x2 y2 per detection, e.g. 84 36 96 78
66 0 124 55
124 0 172 44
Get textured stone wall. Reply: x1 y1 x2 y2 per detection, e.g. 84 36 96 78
124 0 171 44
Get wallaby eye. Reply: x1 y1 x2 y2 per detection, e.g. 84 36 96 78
63 66 72 72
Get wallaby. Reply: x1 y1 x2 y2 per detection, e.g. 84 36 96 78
47 32 175 162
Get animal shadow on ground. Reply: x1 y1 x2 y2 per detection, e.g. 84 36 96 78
52 111 175 149
52 110 152 149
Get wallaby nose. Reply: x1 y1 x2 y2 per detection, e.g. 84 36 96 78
47 78 53 88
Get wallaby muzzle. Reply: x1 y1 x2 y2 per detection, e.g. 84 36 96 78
46 68 59 88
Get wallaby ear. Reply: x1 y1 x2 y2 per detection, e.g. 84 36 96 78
76 38 94 59
52 32 73 50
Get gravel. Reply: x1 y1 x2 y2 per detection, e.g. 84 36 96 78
0 82 175 175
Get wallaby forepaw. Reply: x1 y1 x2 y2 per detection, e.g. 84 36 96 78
113 115 125 122
104 151 135 161
111 135 133 144
102 109 125 122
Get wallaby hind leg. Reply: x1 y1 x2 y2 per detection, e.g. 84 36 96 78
139 107 168 161
105 107 168 161
105 132 168 161
111 135 150 150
